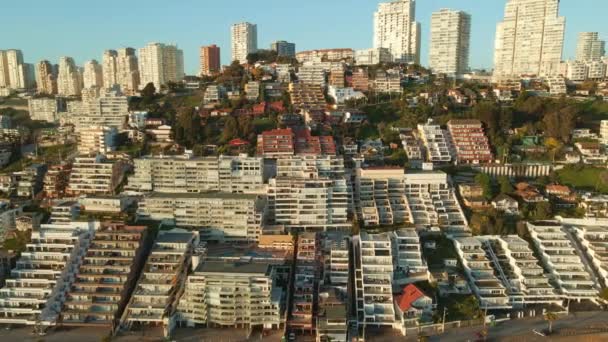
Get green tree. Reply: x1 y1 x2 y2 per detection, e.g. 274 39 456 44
221 116 239 143
544 312 558 334
498 176 513 194
600 288 608 301
533 202 553 220
475 173 495 200
141 82 156 99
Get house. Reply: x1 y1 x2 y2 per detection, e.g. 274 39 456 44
514 183 547 203
492 194 519 215
545 184 577 207
458 184 490 209
575 142 607 164
394 284 433 321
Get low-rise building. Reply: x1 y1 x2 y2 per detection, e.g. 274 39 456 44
355 48 392 66
417 121 452 164
447 120 493 165
77 126 117 155
43 163 72 199
491 194 519 215
28 97 65 123
67 155 127 196
289 83 326 111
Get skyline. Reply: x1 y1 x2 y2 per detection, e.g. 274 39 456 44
2 0 607 75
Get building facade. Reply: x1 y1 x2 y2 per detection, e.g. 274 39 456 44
199 45 221 76
138 43 185 90
373 0 421 64
429 9 471 76
231 22 258 63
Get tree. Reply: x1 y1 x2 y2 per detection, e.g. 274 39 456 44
544 312 558 334
600 288 608 301
498 176 513 195
475 173 495 200
141 82 156 99
533 202 553 220
221 116 239 143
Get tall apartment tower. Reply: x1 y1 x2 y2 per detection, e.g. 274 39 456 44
493 0 566 78
429 9 471 76
373 0 421 64
0 49 31 89
83 60 103 89
271 41 296 57
576 32 605 62
199 45 221 76
35 60 57 94
57 56 82 96
102 50 119 89
116 48 140 95
231 22 258 63
138 42 185 90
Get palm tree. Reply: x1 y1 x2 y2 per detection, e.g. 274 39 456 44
545 312 558 334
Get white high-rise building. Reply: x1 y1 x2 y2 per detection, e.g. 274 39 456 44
83 60 103 89
493 0 566 78
373 0 421 64
138 42 185 90
57 56 82 96
0 51 8 88
35 60 57 95
576 32 605 62
116 48 140 95
429 9 471 76
102 50 118 89
231 22 258 63
0 49 30 89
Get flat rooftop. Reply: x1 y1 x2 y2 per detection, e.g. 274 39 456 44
197 261 270 275
156 232 193 244
147 192 259 200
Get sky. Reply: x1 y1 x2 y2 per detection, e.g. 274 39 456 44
2 0 607 75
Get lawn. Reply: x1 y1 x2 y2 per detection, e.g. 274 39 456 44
556 165 608 193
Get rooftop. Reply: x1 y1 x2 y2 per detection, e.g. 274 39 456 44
197 261 270 275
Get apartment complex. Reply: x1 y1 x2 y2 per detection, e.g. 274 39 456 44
372 69 402 94
127 154 266 194
138 42 185 89
199 45 221 76
35 60 57 95
28 97 64 123
374 0 420 64
67 154 126 196
392 229 428 285
417 121 453 163
68 88 129 129
271 40 296 58
0 49 32 90
83 59 103 89
288 233 319 334
62 223 148 326
77 126 117 155
295 49 354 63
231 22 258 63
103 48 140 94
57 56 82 96
447 119 493 165
123 230 196 337
288 83 326 111
576 32 605 62
0 221 99 325
138 192 265 243
494 0 565 78
43 164 72 199
429 9 471 76
256 128 336 158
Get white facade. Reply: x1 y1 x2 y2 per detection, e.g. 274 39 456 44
0 49 30 89
35 60 57 95
429 9 471 76
576 32 605 62
392 229 428 285
231 22 258 63
102 50 118 89
68 154 124 196
493 0 565 78
116 48 140 95
138 43 185 90
57 56 82 96
373 0 421 64
28 98 62 123
77 126 117 155
82 59 103 89
417 121 453 163
68 88 129 130
355 48 393 66
327 86 365 104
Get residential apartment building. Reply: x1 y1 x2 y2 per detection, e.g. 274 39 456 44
295 49 354 63
0 49 33 90
117 48 140 95
83 59 103 89
199 45 221 76
271 40 296 58
102 50 119 88
57 56 82 96
352 68 370 92
77 126 117 155
68 88 129 130
417 121 453 163
28 97 64 123
62 223 148 326
138 42 185 89
288 83 326 111
429 9 471 76
127 154 266 194
298 63 327 87
392 229 428 285
527 221 600 300
288 233 319 334
177 261 283 330
43 163 72 199
137 192 265 243
35 60 57 95
447 119 493 165
355 48 392 66
67 154 126 196
493 0 565 78
374 0 421 64
373 69 402 94
245 81 260 101
123 230 196 338
561 218 608 289
0 221 99 325
576 32 605 62
231 22 258 63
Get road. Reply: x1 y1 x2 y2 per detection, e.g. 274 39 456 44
430 311 608 342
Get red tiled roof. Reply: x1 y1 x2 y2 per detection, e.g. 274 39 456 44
229 138 249 147
395 284 426 312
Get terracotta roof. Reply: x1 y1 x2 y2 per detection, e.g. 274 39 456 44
395 284 427 312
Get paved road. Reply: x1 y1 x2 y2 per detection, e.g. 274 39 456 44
430 311 608 342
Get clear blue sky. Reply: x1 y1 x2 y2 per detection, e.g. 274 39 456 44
2 0 606 75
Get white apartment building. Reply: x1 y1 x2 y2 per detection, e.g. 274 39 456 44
116 48 140 95
67 154 126 196
429 9 471 76
562 218 608 289
35 60 57 95
123 230 196 338
600 120 608 145
494 0 565 78
576 32 605 62
28 97 63 123
353 233 401 331
57 56 82 96
231 22 258 63
245 81 260 101
137 192 265 243
417 121 453 163
328 86 365 104
177 261 283 329
138 43 185 90
392 229 428 285
276 155 345 180
128 154 266 194
102 50 119 88
0 49 31 90
82 59 103 89
527 221 600 301
0 220 99 325
77 126 117 155
355 48 392 66
69 88 129 130
203 84 225 104
322 233 350 291
547 76 567 95
373 0 420 64
298 63 327 87
373 69 402 94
